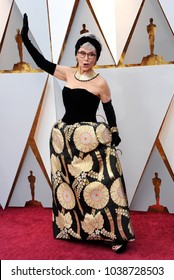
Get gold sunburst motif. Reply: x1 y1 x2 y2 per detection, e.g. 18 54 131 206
73 125 99 153
96 124 111 144
110 178 127 206
51 154 61 175
83 182 109 209
57 183 76 209
68 154 93 177
81 212 104 234
52 127 64 154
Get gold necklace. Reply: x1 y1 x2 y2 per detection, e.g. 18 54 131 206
74 70 99 82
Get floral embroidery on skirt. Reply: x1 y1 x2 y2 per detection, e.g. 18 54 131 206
50 120 135 243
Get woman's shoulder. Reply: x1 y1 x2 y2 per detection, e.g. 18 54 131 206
96 74 111 102
96 73 107 84
97 74 109 90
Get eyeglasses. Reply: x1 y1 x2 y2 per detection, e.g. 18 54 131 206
77 51 96 59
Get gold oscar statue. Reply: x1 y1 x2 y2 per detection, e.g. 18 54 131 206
15 28 23 63
141 18 166 65
80 24 89 34
148 172 168 213
25 171 42 207
147 18 156 55
12 28 33 71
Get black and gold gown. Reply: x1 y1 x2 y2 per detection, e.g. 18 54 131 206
50 86 135 247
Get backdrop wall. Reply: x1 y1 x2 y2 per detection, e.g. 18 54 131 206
0 0 173 212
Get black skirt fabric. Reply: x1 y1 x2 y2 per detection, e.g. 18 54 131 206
50 120 135 244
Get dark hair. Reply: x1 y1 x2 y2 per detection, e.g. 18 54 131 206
75 34 102 61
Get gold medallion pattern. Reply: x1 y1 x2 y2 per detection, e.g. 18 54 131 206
83 182 109 209
57 183 76 209
110 178 128 206
52 128 64 154
96 123 111 144
51 154 61 175
73 125 99 152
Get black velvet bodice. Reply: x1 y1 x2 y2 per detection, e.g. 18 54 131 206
62 86 100 124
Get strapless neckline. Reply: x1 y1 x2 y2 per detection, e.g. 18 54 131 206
63 86 99 99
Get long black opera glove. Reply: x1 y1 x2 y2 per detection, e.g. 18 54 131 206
21 13 56 75
102 100 121 146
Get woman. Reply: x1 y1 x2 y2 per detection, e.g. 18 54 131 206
21 14 135 253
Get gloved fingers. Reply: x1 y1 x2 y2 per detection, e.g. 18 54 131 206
111 132 121 146
23 13 29 31
21 13 29 39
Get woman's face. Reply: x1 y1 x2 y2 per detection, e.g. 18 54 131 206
76 46 97 72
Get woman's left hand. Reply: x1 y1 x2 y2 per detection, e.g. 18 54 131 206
112 132 121 146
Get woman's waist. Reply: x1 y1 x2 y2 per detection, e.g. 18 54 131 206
62 113 97 125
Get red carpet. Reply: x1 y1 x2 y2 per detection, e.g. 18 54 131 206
0 207 174 260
